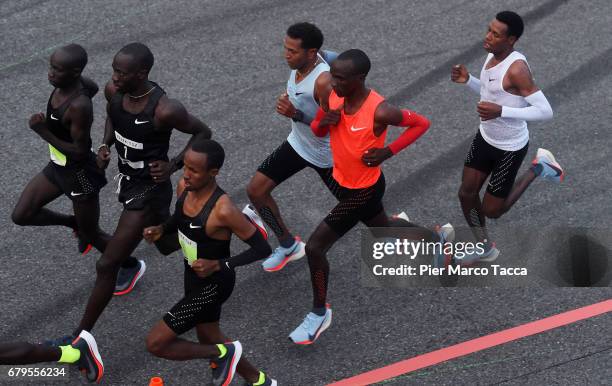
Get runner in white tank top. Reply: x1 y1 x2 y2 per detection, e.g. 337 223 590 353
451 11 564 264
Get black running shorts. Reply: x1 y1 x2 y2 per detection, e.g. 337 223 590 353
257 140 336 191
117 177 172 219
323 173 386 237
464 131 529 198
42 153 107 202
163 267 236 335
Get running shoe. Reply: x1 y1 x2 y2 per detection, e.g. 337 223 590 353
42 334 75 347
113 259 146 296
210 341 242 386
391 211 410 222
242 204 268 239
289 305 332 345
262 237 305 272
532 148 564 183
456 242 500 265
432 223 455 269
73 230 93 255
71 330 104 383
246 371 277 386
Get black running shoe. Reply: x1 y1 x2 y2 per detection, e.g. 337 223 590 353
71 330 103 383
210 341 242 386
113 259 146 296
73 230 93 255
42 334 75 347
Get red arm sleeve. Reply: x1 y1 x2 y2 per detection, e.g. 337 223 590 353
387 110 430 155
310 107 329 137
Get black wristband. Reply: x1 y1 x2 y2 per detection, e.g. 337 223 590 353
291 109 304 123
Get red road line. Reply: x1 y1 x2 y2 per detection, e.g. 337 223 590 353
328 299 612 386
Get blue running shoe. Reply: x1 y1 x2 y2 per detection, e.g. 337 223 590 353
262 237 305 272
433 223 455 269
456 241 500 265
210 341 242 386
289 305 332 345
532 148 564 183
42 334 75 347
71 330 104 383
114 259 146 296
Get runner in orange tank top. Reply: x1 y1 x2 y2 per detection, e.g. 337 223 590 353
287 49 456 345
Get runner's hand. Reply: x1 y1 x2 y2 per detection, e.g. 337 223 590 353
97 146 111 169
319 108 341 128
276 93 296 118
149 160 172 182
28 113 46 131
191 258 220 278
451 64 469 83
143 225 163 243
477 101 502 121
362 147 392 167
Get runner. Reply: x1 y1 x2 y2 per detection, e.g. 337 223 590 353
11 44 108 256
289 49 453 344
451 11 561 264
144 136 276 386
247 22 337 272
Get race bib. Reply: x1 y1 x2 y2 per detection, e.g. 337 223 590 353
49 144 67 166
178 230 197 266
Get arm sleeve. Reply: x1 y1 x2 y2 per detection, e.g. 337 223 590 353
501 90 553 121
387 110 431 155
466 74 481 94
310 107 329 137
220 230 272 270
161 209 180 234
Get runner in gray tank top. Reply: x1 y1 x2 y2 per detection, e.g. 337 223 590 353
247 22 339 272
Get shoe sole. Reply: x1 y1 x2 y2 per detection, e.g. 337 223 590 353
533 148 565 182
292 306 332 345
113 260 147 296
263 240 306 272
479 248 501 262
242 205 269 240
75 330 104 383
222 341 242 386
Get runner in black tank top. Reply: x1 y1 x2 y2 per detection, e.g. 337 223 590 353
143 137 276 386
3 44 107 383
12 44 111 256
53 43 212 346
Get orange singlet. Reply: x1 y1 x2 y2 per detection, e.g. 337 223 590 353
328 89 386 189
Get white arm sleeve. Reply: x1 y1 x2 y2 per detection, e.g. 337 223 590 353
501 90 553 121
466 74 481 94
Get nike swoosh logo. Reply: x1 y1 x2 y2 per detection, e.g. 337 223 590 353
70 191 85 196
295 92 304 96
488 78 496 82
134 119 149 125
225 261 231 270
125 197 136 204
544 162 562 176
350 126 367 132
189 223 202 229
50 114 59 120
